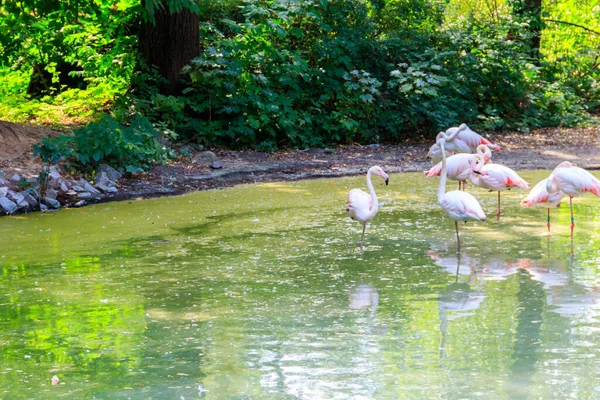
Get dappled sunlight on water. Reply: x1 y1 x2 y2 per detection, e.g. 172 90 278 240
1 171 600 398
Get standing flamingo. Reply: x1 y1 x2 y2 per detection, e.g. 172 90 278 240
426 144 492 190
469 157 529 221
437 136 486 252
546 161 600 235
520 178 566 232
346 166 389 251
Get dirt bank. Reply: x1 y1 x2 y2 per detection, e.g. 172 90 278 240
1 120 599 209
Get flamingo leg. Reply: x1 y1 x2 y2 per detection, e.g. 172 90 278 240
458 181 461 191
360 224 366 251
547 208 551 232
570 196 574 235
455 221 461 252
496 191 501 221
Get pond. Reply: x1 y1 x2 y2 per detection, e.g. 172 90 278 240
1 171 600 399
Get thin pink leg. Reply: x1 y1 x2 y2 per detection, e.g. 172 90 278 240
455 221 461 252
496 191 501 221
547 208 551 232
570 196 574 236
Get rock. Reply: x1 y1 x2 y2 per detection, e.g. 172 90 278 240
193 151 218 166
46 188 58 200
72 185 85 192
60 181 69 192
79 179 101 195
40 204 48 212
97 164 123 182
74 200 87 207
44 197 61 209
63 190 78 197
24 194 38 208
10 174 21 182
8 191 25 204
0 197 17 214
210 160 223 169
0 187 8 198
78 191 93 200
96 183 118 193
48 167 61 180
95 172 113 187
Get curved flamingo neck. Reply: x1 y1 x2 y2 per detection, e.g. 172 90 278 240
438 140 448 204
366 168 379 218
444 124 467 142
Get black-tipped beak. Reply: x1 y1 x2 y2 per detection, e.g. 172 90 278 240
385 178 389 186
473 170 481 175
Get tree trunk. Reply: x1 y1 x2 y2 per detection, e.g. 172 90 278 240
138 2 200 95
511 0 543 62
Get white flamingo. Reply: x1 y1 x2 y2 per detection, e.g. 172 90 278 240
546 161 600 234
426 144 492 190
427 143 454 164
437 135 486 252
436 123 500 154
469 157 530 221
346 166 389 250
521 177 566 232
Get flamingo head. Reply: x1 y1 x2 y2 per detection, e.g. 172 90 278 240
469 155 485 174
435 132 447 146
476 144 492 163
369 165 389 185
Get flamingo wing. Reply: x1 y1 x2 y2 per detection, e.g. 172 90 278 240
457 126 500 151
481 164 529 190
425 154 471 179
442 191 486 221
521 178 564 207
554 167 600 197
347 188 373 213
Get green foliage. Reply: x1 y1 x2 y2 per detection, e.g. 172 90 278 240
34 115 173 174
1 0 599 156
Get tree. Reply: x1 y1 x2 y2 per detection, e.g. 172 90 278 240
138 0 200 95
511 0 543 62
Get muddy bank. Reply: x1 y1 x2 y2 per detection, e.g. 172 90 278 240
0 120 599 214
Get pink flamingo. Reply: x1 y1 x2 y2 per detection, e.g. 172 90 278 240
546 161 600 235
469 157 530 221
437 123 500 154
437 135 486 252
346 166 389 250
520 177 566 232
426 144 492 190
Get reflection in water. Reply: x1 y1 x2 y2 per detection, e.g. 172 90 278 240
2 172 600 398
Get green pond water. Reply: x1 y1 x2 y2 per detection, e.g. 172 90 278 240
2 171 600 399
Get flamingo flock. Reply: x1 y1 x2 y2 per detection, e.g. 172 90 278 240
347 123 600 251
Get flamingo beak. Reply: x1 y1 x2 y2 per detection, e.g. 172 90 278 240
385 178 389 186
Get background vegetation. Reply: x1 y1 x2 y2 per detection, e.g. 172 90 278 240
0 0 599 171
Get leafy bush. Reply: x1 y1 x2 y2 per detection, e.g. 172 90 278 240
34 115 173 174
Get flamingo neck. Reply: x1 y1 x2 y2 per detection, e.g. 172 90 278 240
444 124 467 142
438 141 447 204
366 168 379 219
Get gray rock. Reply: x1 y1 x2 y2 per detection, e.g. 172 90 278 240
8 191 25 204
60 181 69 192
96 183 118 193
44 197 61 209
63 190 78 197
210 160 223 169
193 151 218 166
79 179 101 195
0 187 7 198
74 200 87 207
45 188 58 200
10 174 22 182
0 178 8 186
24 194 38 208
40 204 48 212
78 191 93 200
0 197 17 214
97 164 122 182
48 167 61 180
95 172 113 187
72 185 85 192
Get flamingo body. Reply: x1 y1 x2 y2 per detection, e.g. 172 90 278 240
427 143 454 164
470 164 530 192
346 166 389 250
521 178 565 208
426 145 492 185
449 124 500 151
440 190 487 222
546 162 600 198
